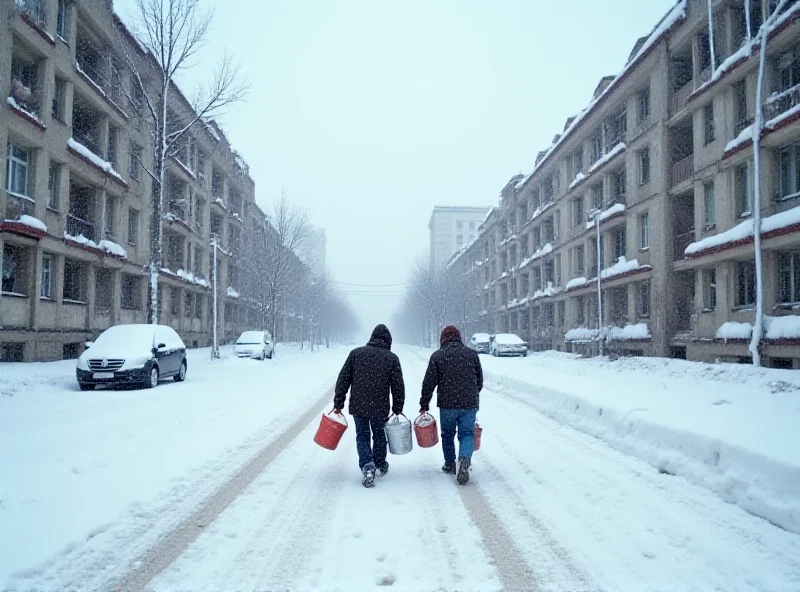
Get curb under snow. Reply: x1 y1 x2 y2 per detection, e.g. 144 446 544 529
483 371 800 535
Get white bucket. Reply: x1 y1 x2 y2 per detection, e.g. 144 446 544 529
384 414 413 455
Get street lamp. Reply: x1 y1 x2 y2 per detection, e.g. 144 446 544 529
588 208 605 357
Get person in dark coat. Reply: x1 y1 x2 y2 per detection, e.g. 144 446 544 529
334 324 405 488
420 325 483 485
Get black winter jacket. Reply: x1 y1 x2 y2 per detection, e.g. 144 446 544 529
420 336 483 411
334 325 405 419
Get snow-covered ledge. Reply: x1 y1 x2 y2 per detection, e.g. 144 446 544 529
6 97 45 130
67 138 129 188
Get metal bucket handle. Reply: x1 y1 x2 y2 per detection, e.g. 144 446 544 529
387 413 410 424
414 412 435 426
328 408 348 426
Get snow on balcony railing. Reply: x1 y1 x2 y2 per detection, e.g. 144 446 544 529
588 142 625 174
7 96 44 128
14 214 47 232
519 242 553 269
569 172 586 189
670 154 694 188
586 203 626 230
670 79 693 116
765 315 800 341
532 282 560 301
63 232 127 258
725 124 754 153
765 83 800 121
68 138 124 182
685 205 800 257
716 321 752 341
565 323 651 343
226 286 239 298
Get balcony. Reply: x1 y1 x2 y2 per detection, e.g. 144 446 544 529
735 117 754 136
670 80 693 116
673 231 695 261
16 0 46 28
671 155 694 188
66 214 95 240
764 83 800 123
76 37 123 107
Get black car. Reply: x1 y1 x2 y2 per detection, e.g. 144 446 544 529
76 324 187 390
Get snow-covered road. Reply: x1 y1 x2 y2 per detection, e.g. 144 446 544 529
3 346 800 591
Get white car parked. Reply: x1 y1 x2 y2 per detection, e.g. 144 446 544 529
490 333 528 357
234 330 274 360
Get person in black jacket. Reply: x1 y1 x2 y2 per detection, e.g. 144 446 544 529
420 325 483 485
334 324 405 488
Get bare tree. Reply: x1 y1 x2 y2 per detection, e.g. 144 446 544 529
115 0 249 323
262 190 311 342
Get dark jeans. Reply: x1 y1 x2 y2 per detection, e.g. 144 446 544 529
353 416 387 470
440 408 478 465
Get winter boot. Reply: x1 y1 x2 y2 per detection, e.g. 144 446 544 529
377 461 389 477
442 463 456 475
362 462 376 488
456 457 471 485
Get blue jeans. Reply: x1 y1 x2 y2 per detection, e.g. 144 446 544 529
353 416 387 470
440 408 477 465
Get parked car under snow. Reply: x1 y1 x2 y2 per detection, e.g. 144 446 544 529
489 333 528 357
467 332 492 354
76 324 187 390
234 330 274 360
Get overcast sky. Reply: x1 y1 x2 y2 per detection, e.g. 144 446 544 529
118 0 675 334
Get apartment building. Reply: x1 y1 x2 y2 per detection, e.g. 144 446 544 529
429 206 491 271
445 0 800 368
0 0 266 361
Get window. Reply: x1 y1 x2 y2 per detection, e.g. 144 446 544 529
52 78 66 120
637 86 651 123
194 246 203 276
40 253 52 299
703 269 717 311
591 132 603 163
737 163 753 215
576 295 587 324
703 103 715 144
184 292 194 317
6 141 30 197
639 280 651 317
778 47 800 92
456 234 463 246
613 169 626 204
734 80 748 128
639 213 650 249
555 253 562 285
779 143 800 200
2 244 27 294
197 150 206 179
704 182 716 227
105 197 116 240
638 147 651 185
107 127 118 167
572 197 585 227
0 343 24 363
48 163 60 210
777 251 800 304
575 245 585 275
194 294 204 318
169 287 180 315
11 56 38 113
572 149 583 177
122 274 142 309
737 260 756 307
95 268 113 311
457 221 463 230
63 258 86 302
614 229 627 260
590 182 603 210
129 142 141 180
557 301 566 328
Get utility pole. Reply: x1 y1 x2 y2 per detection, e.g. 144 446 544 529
210 236 220 360
590 208 605 357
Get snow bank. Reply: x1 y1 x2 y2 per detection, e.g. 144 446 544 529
565 323 651 342
716 321 753 341
17 215 46 232
565 327 597 342
67 138 124 182
686 205 800 256
480 351 800 535
764 315 800 340
588 142 626 174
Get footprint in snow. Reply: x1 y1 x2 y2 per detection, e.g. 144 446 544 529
375 572 396 586
642 551 656 559
376 552 387 563
353 530 363 539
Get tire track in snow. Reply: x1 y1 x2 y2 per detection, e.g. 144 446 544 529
111 383 339 592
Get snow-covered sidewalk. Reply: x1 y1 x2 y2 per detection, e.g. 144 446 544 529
477 351 800 534
0 345 347 587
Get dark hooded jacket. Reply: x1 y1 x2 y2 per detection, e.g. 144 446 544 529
334 325 405 419
420 334 483 411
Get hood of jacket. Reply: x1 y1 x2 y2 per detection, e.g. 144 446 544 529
367 324 392 350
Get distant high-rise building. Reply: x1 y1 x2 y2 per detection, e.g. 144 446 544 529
307 228 327 277
429 206 492 270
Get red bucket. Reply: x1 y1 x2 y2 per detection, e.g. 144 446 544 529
414 412 439 448
314 410 348 450
473 423 483 451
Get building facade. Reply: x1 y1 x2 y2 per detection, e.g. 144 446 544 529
445 0 800 368
1 0 268 361
306 227 327 278
429 206 491 271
